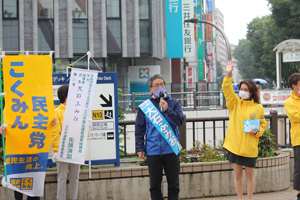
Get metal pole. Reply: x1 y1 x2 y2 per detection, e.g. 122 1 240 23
0 62 7 186
184 18 232 61
276 51 281 89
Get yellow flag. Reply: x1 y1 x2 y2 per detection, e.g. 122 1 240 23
2 55 54 197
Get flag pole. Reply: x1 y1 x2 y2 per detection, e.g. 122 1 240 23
0 58 8 186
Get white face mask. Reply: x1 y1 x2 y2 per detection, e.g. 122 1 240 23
295 86 300 93
239 90 250 99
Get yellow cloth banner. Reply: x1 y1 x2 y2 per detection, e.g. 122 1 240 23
2 55 54 197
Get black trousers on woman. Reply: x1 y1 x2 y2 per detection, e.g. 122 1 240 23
147 153 180 200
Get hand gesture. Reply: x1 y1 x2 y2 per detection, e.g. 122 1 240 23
0 126 6 135
249 129 258 136
226 60 233 78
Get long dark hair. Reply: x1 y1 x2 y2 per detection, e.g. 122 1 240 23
239 80 259 103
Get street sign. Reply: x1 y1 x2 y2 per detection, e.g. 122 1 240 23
283 52 300 62
86 73 119 165
51 72 120 166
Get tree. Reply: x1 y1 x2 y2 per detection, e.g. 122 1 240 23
233 39 256 79
233 0 300 88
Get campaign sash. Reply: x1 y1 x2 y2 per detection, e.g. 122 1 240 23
56 68 98 165
2 55 54 196
139 99 180 155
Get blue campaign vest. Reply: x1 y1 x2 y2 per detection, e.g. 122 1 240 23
139 99 180 155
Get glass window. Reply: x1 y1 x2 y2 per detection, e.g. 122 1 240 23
3 0 18 19
38 0 54 51
38 0 53 18
139 0 149 19
107 0 120 18
38 20 54 51
139 0 150 53
72 0 88 54
107 20 121 54
72 0 87 19
73 20 88 54
3 20 19 51
140 21 150 53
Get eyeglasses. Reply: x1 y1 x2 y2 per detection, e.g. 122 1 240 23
152 82 165 88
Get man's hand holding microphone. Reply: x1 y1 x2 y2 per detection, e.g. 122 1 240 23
159 91 168 112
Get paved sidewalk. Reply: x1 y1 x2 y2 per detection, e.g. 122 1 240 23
185 183 297 200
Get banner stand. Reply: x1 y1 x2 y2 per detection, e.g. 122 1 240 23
0 50 54 189
58 51 104 178
0 62 7 186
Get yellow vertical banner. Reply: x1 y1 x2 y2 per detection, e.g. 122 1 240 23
1 55 54 197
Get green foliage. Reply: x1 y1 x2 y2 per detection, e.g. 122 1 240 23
258 129 278 158
80 165 89 170
118 88 125 121
234 0 300 88
52 60 72 74
180 140 227 163
118 88 127 155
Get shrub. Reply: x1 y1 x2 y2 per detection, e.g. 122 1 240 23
180 128 279 164
258 128 278 158
180 140 227 163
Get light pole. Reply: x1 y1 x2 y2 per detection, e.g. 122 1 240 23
184 18 232 61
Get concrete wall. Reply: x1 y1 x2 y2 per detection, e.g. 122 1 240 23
0 152 290 200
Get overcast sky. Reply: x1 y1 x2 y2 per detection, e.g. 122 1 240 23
215 0 271 45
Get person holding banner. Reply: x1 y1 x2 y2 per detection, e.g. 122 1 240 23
51 85 80 200
223 60 267 200
284 73 300 200
135 74 184 200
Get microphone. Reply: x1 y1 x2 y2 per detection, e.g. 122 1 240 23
159 91 164 112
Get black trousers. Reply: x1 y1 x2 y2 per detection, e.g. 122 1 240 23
294 146 300 191
14 191 40 200
147 153 180 200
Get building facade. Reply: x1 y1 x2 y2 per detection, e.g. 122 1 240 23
0 0 170 92
214 7 227 76
1 0 240 93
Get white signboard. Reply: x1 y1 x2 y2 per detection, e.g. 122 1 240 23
182 0 195 57
85 72 119 165
52 72 120 166
86 83 116 160
283 52 300 62
57 69 98 164
260 90 292 105
206 42 213 54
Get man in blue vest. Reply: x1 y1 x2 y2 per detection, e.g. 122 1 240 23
135 74 184 200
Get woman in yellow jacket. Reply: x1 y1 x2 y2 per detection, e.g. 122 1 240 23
284 73 300 200
223 61 267 200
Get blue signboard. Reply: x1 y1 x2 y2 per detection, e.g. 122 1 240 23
165 0 183 58
206 0 212 13
243 120 261 132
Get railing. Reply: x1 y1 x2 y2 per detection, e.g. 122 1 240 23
118 110 291 157
118 91 224 112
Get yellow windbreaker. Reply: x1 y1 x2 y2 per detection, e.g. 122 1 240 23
222 77 267 157
51 103 65 153
284 91 300 146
